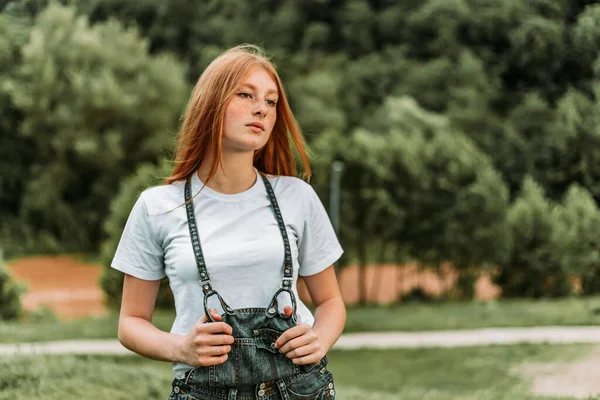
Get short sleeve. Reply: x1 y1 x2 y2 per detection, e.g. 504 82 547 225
297 184 344 276
110 192 166 280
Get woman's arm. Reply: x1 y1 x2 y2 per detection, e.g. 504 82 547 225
118 274 234 366
276 265 346 364
303 265 346 353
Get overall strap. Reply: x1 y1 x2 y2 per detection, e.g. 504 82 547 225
185 178 232 320
260 174 294 288
185 174 297 321
261 174 298 322
184 178 212 295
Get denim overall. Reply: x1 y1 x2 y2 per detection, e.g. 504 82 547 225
168 174 336 400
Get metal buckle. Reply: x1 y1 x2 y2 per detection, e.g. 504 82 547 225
198 280 212 290
282 277 293 287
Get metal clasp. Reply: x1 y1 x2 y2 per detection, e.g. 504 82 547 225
282 277 293 288
198 280 212 291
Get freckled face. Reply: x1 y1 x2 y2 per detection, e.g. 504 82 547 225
222 67 279 153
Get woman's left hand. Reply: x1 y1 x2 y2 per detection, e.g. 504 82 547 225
274 306 325 365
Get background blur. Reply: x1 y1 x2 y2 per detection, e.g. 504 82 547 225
3 1 600 399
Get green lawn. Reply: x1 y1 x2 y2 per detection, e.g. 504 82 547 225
2 297 600 344
0 344 596 399
343 297 600 332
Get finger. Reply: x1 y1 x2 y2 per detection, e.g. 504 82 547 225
204 345 232 356
284 343 319 359
208 308 223 321
291 353 321 365
202 354 228 366
279 332 316 355
275 324 311 348
204 334 235 346
283 305 293 318
198 321 233 335
199 308 222 323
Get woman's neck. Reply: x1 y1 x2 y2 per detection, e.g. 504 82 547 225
197 152 257 194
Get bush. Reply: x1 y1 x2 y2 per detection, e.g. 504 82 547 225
26 304 59 323
554 184 600 295
313 96 511 300
99 159 173 310
5 3 187 253
494 177 571 298
0 248 27 321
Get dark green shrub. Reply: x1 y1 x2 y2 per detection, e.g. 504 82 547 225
0 248 27 321
494 177 571 298
554 184 600 295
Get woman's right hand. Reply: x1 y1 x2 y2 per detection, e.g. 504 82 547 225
178 308 234 367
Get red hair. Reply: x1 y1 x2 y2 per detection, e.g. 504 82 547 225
165 44 311 185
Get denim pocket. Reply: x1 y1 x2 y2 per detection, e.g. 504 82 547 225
168 387 222 400
252 327 299 379
286 358 335 400
192 328 299 387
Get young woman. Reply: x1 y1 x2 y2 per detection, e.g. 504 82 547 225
111 44 346 400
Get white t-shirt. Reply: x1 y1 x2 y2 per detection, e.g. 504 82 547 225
111 169 343 378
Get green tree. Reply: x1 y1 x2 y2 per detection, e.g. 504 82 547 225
6 3 187 253
0 12 37 257
494 177 571 298
314 97 511 300
0 248 26 321
287 67 347 138
404 0 471 59
538 88 600 201
555 184 600 295
373 98 511 299
570 4 600 83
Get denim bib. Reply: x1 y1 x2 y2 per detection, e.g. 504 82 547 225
168 174 336 400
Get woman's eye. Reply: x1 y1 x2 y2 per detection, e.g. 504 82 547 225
238 92 251 98
267 100 277 106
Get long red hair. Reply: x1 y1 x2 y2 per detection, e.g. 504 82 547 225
165 44 311 185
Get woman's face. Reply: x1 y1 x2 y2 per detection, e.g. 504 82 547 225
222 66 279 154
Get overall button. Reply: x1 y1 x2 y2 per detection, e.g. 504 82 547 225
330 389 335 396
268 308 276 314
258 389 266 397
328 383 334 389
173 387 180 394
259 383 266 389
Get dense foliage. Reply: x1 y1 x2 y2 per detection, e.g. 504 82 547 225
3 0 600 303
0 247 26 321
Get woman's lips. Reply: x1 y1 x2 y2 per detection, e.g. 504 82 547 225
246 122 264 133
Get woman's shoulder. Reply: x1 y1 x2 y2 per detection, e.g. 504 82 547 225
267 174 312 195
266 175 319 207
137 181 186 217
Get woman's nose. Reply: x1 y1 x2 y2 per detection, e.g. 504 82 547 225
252 100 268 117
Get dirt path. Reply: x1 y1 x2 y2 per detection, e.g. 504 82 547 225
515 346 600 398
7 256 106 319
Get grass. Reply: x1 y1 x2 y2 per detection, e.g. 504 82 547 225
3 296 600 344
343 296 600 332
0 344 597 399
